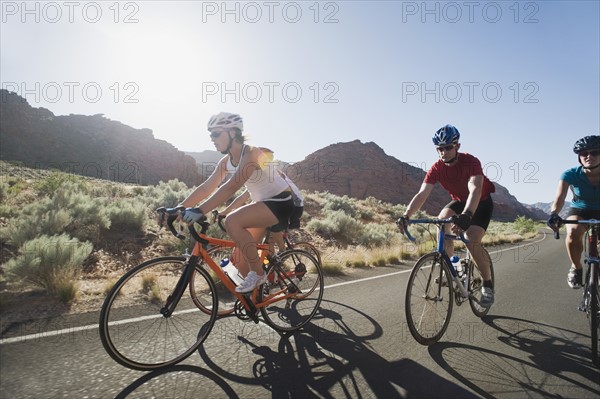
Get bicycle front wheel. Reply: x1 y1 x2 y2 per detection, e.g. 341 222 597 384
589 262 599 366
193 246 237 317
405 252 454 345
99 256 218 370
468 248 495 317
259 249 324 332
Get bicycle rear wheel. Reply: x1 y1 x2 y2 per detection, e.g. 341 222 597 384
468 248 495 317
405 252 454 345
291 241 322 267
588 262 599 366
259 249 324 332
99 256 218 370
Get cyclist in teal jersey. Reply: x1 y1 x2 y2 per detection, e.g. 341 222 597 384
548 135 600 288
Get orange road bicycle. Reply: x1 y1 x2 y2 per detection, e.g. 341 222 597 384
99 207 324 371
553 218 600 366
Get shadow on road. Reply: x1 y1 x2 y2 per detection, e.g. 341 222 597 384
196 299 477 398
115 364 238 398
427 315 600 398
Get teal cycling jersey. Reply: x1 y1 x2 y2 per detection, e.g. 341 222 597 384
560 166 600 210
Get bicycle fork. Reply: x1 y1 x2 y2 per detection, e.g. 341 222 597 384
160 256 199 317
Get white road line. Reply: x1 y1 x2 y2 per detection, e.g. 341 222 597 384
0 232 549 346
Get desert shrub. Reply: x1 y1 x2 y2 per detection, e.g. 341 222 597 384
106 201 146 232
323 195 359 218
384 203 407 219
6 208 72 248
144 179 192 209
307 210 364 243
4 234 93 297
358 207 375 220
0 181 8 203
358 223 398 247
132 186 146 196
513 216 537 234
6 177 29 196
34 171 87 196
5 183 111 246
306 218 337 237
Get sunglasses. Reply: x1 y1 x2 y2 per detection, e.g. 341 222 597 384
436 145 455 152
209 130 226 139
579 150 600 157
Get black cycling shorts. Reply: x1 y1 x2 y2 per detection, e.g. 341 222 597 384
263 191 294 232
444 196 494 231
566 208 600 219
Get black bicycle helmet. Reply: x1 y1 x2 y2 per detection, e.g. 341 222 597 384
573 135 600 153
432 125 460 146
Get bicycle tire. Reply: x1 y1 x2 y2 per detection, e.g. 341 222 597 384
99 256 218 370
291 241 322 267
193 246 237 317
259 249 324 332
405 252 454 345
589 261 599 366
468 248 495 317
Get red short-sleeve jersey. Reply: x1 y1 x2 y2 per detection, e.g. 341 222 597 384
424 153 495 202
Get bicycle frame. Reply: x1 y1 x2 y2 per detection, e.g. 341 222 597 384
406 218 471 298
191 232 302 312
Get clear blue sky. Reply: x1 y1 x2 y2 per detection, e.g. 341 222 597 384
1 1 599 205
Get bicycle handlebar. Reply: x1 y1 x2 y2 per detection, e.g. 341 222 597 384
400 217 469 244
550 218 600 240
156 207 210 244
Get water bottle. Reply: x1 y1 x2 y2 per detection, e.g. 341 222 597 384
450 256 463 278
220 258 244 285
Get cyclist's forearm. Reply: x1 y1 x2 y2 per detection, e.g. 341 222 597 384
405 192 428 218
550 180 569 214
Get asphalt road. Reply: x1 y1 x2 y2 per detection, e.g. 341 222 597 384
1 230 599 398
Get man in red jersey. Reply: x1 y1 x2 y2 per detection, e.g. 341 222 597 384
398 125 496 307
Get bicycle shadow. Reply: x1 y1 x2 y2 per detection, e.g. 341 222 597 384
427 315 600 398
198 299 478 398
114 364 238 398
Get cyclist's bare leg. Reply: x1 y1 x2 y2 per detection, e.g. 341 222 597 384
464 225 491 281
565 216 586 270
225 202 278 277
438 208 456 256
271 231 286 252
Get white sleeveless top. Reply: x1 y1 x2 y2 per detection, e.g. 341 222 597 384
226 145 290 202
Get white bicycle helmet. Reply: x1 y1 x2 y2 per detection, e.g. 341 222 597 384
207 112 244 131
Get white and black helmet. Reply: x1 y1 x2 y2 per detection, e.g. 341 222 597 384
207 112 243 131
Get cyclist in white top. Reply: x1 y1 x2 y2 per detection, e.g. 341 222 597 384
179 112 294 293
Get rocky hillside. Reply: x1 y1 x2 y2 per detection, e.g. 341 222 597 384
0 90 203 186
290 140 548 222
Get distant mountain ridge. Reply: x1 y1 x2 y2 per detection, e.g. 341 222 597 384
0 90 203 186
